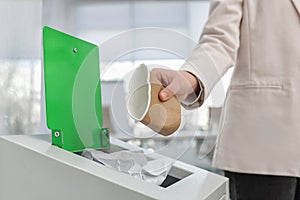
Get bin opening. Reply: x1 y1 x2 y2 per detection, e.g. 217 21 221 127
160 175 180 188
75 144 193 188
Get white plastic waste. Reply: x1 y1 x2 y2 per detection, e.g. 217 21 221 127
82 149 173 185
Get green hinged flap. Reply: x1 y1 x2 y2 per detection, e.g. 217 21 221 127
43 26 110 152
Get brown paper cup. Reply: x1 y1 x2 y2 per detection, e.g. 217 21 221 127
127 64 181 136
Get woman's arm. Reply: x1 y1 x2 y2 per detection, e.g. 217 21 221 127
153 0 244 109
181 0 244 108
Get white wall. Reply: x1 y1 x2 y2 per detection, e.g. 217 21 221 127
0 0 42 134
0 0 42 59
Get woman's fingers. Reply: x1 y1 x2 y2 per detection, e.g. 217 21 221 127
151 68 200 102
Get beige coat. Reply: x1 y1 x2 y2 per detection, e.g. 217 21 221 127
182 0 300 177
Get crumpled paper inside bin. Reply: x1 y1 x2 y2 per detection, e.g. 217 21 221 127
82 149 173 185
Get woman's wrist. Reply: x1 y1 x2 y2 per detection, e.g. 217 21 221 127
179 71 200 95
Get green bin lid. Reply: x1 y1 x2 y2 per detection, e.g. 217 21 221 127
43 26 109 152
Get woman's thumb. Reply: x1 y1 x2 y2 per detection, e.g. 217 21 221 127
159 88 174 101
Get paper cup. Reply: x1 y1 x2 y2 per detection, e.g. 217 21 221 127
126 64 181 136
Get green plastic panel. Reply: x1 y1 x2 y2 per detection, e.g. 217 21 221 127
43 26 110 152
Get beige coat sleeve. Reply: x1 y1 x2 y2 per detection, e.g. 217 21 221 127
181 0 244 109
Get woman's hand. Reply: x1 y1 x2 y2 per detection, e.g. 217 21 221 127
151 68 200 102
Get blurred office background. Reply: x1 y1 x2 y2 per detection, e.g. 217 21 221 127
0 0 233 172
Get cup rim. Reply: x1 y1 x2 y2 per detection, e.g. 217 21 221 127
126 64 151 121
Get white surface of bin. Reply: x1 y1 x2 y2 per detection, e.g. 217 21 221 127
0 134 228 200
